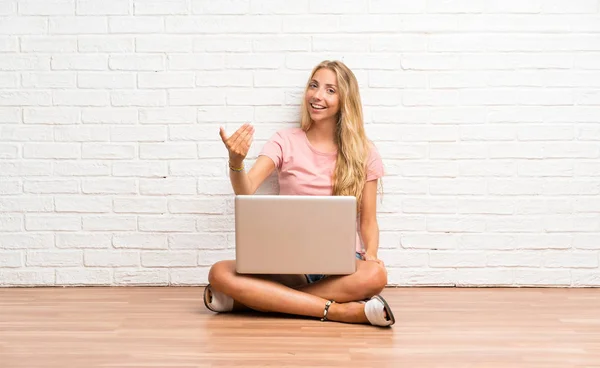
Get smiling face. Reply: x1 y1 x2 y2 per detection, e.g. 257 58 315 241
304 67 341 126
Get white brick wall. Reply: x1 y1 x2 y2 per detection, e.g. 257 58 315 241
1 0 599 287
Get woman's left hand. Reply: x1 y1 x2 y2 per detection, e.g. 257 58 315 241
364 253 385 267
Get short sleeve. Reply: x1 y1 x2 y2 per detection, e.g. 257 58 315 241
366 143 384 181
258 131 284 170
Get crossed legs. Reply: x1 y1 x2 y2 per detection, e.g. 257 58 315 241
205 258 390 325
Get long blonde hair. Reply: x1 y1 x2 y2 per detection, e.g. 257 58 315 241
300 60 374 211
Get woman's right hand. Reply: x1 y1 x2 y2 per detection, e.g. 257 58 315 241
219 123 254 167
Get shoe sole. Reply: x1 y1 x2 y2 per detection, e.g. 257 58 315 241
203 284 217 312
373 295 396 326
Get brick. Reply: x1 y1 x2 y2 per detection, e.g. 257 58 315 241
192 0 249 14
197 249 234 266
82 215 137 231
84 250 140 267
168 89 225 106
195 215 234 232
0 179 22 194
193 37 250 53
430 251 487 268
1 125 52 142
51 54 108 71
0 233 53 249
111 90 166 107
543 251 599 268
0 162 53 176
113 233 168 249
0 251 22 267
114 269 168 285
56 233 112 248
138 216 196 232
455 269 514 287
197 178 234 195
197 107 253 123
78 72 135 89
21 72 76 88
0 143 17 158
0 91 51 106
82 178 136 194
54 161 110 176
23 107 79 125
114 197 167 213
109 54 164 71
55 195 113 213
0 107 20 123
140 108 196 124
170 160 224 177
427 217 486 233
140 178 197 195
53 90 109 106
20 36 76 52
23 143 80 159
0 270 55 286
514 269 571 286
19 0 75 15
55 126 110 142
26 250 82 267
26 215 81 231
110 125 166 142
134 0 188 15
77 0 130 15
138 72 195 89
0 17 48 35
56 269 112 285
140 143 196 159
166 15 280 33
169 268 209 285
82 143 136 159
168 198 226 214
81 107 137 124
168 233 227 249
460 234 515 250
49 16 108 34
282 15 339 33
109 16 164 33
458 199 514 215
78 36 134 52
112 161 168 178
0 196 54 212
167 54 224 70
135 36 193 52
487 251 542 267
141 251 197 267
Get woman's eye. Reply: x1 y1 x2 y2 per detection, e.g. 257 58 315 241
328 88 335 94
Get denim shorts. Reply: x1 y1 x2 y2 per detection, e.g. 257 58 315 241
305 252 363 284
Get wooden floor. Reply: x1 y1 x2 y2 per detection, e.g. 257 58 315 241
0 287 599 368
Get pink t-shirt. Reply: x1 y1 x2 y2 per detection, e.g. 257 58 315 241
258 127 384 253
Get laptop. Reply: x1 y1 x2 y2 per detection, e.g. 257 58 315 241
234 195 357 275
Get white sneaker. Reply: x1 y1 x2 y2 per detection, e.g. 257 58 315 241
203 284 234 313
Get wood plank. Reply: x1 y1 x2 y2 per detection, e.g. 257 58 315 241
0 287 598 367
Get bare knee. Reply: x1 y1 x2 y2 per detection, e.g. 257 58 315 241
354 262 387 299
208 260 236 291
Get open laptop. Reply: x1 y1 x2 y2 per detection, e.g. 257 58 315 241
234 195 357 275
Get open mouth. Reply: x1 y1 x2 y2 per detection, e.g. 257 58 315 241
310 103 326 110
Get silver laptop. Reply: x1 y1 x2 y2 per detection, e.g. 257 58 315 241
235 195 357 275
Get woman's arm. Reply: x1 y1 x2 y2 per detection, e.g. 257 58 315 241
220 124 275 195
359 180 381 261
229 155 275 195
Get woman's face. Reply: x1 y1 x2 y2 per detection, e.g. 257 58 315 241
305 68 340 125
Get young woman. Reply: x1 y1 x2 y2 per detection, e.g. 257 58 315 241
204 60 395 327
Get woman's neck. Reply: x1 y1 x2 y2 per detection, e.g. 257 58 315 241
306 120 336 146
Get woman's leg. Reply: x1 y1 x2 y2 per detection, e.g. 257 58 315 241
207 259 387 324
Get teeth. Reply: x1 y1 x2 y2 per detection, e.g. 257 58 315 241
311 103 325 109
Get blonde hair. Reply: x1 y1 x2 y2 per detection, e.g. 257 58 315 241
300 60 376 211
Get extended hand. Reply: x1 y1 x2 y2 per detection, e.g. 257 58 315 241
219 123 254 166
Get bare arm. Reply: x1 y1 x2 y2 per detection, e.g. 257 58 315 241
220 124 275 195
359 180 381 261
228 156 275 195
